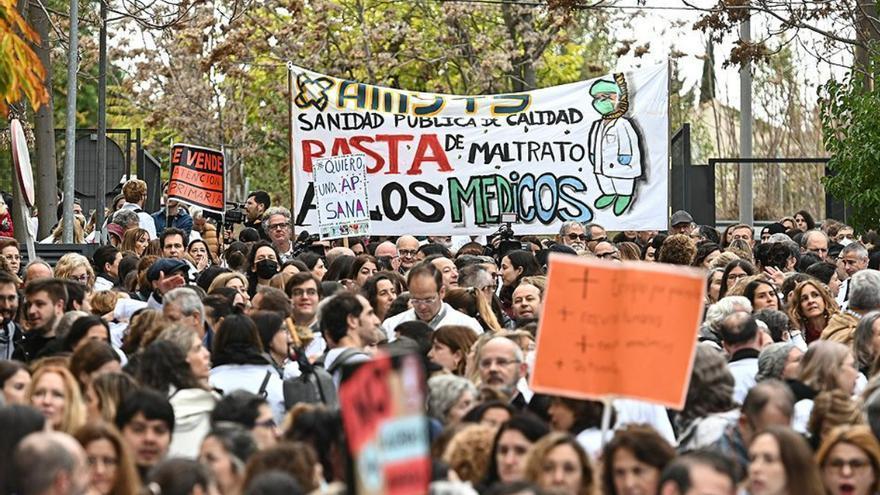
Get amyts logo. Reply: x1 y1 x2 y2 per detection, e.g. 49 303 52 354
295 74 335 111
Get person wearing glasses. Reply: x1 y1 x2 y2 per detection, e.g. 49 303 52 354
800 230 830 262
261 207 295 262
556 221 588 252
54 253 96 290
395 235 421 273
381 263 483 341
817 425 880 495
592 241 622 262
477 335 531 409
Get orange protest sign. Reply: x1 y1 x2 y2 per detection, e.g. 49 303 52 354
530 255 705 409
168 143 225 214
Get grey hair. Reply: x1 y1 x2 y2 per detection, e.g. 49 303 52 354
23 258 53 280
584 222 605 240
841 241 869 260
112 209 139 227
680 343 736 424
768 233 792 244
477 335 525 364
756 342 797 382
164 287 205 326
854 311 880 372
54 310 89 339
189 206 204 220
261 206 291 233
426 374 478 423
13 432 82 495
849 269 880 311
558 220 584 237
458 265 492 289
799 229 829 249
157 324 199 356
705 296 753 329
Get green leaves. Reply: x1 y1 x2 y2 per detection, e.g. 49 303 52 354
820 59 880 230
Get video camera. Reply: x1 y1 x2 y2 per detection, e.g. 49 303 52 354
292 230 326 257
223 201 246 231
484 213 529 261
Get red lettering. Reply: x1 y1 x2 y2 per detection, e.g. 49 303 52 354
301 140 326 172
408 134 451 175
375 134 413 175
171 147 183 165
331 138 353 156
350 136 385 172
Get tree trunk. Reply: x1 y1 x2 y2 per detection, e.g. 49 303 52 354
855 1 880 87
28 0 58 239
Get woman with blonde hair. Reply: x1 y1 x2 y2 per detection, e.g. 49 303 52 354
27 365 86 434
790 340 859 434
120 228 150 257
524 432 595 495
817 425 880 495
54 252 95 288
74 422 141 494
788 279 840 343
208 272 249 296
49 218 85 244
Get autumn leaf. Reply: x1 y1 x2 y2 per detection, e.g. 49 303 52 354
0 0 48 116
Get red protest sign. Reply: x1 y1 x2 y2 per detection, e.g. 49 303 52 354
530 255 705 409
339 354 431 495
168 143 225 214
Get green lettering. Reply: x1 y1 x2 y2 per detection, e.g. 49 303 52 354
447 176 485 224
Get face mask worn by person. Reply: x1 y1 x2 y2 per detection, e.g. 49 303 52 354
255 260 279 280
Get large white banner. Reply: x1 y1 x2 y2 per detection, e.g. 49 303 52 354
291 63 668 235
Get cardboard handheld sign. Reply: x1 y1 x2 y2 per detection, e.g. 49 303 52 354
530 255 705 409
168 143 225 215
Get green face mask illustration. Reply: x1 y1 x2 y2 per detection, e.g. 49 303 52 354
592 99 615 115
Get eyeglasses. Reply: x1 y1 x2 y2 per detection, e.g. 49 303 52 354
597 251 620 260
825 458 871 473
268 222 290 231
70 274 90 283
399 249 418 257
479 357 520 369
410 296 438 306
566 233 587 241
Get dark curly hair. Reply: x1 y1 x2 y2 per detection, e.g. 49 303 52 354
135 340 204 392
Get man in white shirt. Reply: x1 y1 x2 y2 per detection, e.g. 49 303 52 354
381 262 483 340
721 311 761 404
119 179 157 239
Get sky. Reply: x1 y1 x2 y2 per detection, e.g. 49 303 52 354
610 0 852 113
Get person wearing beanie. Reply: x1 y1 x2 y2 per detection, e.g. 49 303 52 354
756 342 802 382
427 374 478 426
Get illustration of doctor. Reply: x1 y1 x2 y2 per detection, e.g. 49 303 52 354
587 74 644 216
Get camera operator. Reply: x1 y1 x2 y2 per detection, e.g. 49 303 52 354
244 190 271 238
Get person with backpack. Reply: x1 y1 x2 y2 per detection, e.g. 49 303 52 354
318 291 380 388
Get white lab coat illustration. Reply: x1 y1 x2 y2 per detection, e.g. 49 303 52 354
588 117 642 180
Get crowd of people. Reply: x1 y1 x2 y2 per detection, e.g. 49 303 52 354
2 178 880 495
